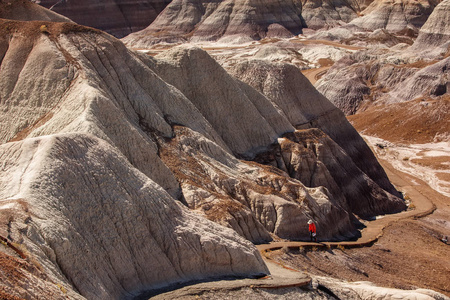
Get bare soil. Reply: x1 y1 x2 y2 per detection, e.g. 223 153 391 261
348 95 450 144
270 218 450 296
269 149 450 297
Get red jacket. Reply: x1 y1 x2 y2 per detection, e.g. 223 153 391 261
309 223 316 233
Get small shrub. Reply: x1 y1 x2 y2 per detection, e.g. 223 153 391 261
40 25 49 34
337 244 345 251
56 283 67 294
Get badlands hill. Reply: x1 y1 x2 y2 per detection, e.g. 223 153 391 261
316 0 449 108
349 0 439 32
316 0 449 144
33 0 171 37
123 0 308 46
123 0 393 46
0 3 407 300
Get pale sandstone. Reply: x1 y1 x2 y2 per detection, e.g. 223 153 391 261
0 134 268 299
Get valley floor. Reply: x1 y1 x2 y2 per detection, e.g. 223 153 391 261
270 138 450 297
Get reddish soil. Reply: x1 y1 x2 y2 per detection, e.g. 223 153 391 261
348 95 450 144
269 152 450 296
0 250 66 299
410 156 450 170
0 18 101 41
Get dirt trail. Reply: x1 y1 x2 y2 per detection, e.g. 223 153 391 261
150 155 440 298
257 151 437 253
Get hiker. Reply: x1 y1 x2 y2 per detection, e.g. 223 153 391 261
308 220 317 242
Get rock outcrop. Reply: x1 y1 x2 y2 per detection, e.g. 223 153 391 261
0 12 406 299
123 0 306 47
33 0 171 37
225 59 401 199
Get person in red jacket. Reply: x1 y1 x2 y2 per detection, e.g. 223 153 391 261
308 220 317 242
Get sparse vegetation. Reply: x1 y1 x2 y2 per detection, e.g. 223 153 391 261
39 24 48 34
56 283 67 294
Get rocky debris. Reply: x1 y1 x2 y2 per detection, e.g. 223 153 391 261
0 0 71 22
0 15 406 298
122 0 306 47
33 0 171 38
0 250 73 300
0 134 268 299
349 0 438 32
147 273 449 299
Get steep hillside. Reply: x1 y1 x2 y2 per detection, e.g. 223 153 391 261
349 0 438 32
300 0 363 30
123 0 306 47
0 133 268 299
0 14 406 300
33 0 171 37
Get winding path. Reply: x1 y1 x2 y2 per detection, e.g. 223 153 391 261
257 156 436 254
151 154 438 299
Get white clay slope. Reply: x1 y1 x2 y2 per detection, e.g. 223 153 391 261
0 133 268 299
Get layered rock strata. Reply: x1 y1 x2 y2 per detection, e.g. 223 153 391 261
0 133 268 299
0 16 406 299
226 59 401 199
33 0 171 37
123 0 306 47
300 0 362 30
411 0 450 52
349 0 438 32
316 49 449 115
